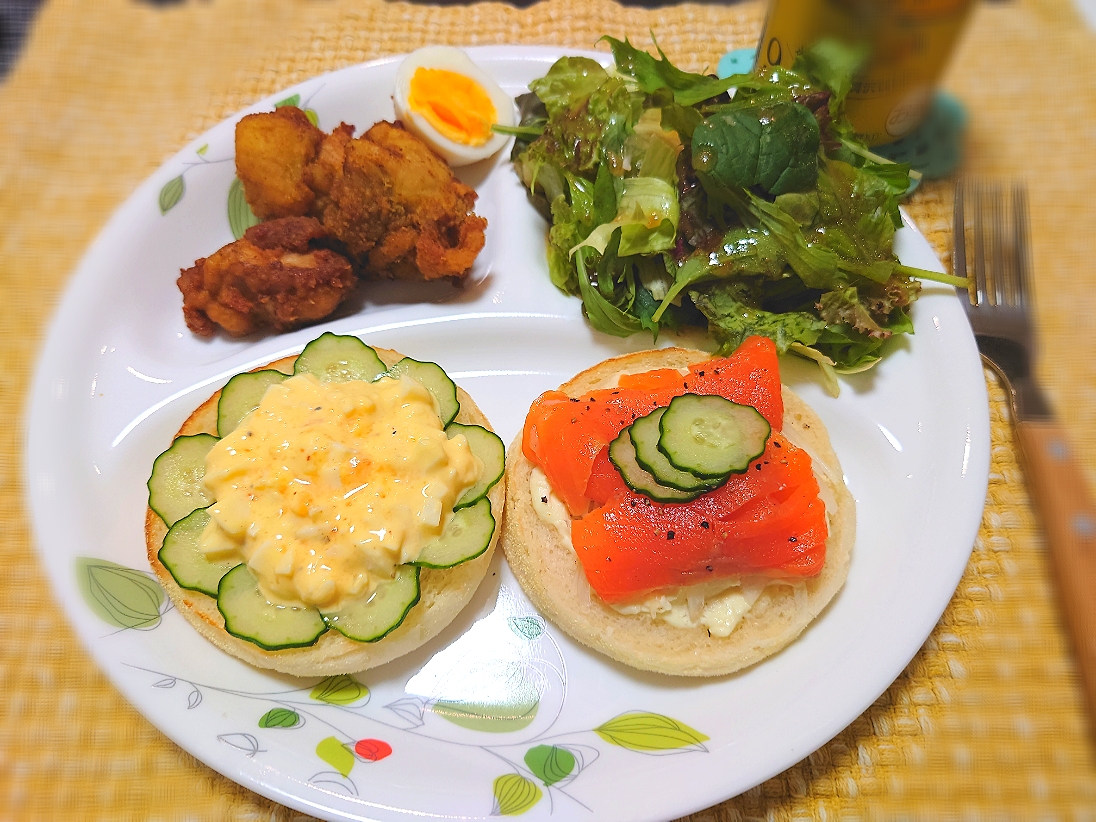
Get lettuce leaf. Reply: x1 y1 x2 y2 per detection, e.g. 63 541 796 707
518 59 642 181
601 36 745 106
574 244 644 337
572 177 680 258
691 100 820 195
691 282 826 354
529 57 610 118
653 224 788 319
792 39 866 110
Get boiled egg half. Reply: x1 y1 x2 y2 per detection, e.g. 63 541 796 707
394 46 515 167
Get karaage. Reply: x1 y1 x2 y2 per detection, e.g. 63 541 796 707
234 108 486 281
178 217 356 337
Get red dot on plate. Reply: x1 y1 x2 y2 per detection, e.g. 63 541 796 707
354 738 393 762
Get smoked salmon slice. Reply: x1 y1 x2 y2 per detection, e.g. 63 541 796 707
573 434 827 602
522 336 784 517
520 336 829 604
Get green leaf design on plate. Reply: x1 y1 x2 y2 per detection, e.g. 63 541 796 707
197 143 209 156
159 175 185 215
523 744 575 787
75 557 164 630
593 712 709 752
275 93 301 108
310 674 368 706
432 697 538 733
305 108 319 126
316 736 354 777
227 176 260 240
492 773 542 816
258 708 301 729
507 615 544 640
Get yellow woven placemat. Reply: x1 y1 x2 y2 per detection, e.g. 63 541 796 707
2 0 1095 818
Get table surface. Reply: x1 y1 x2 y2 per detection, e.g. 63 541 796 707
2 0 1096 818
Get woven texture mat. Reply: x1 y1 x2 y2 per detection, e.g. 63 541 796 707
2 0 1095 817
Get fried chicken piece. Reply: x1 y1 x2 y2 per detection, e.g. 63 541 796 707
340 121 487 280
233 109 486 281
235 107 322 220
178 217 356 337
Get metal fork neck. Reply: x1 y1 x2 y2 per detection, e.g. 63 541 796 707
977 337 1052 421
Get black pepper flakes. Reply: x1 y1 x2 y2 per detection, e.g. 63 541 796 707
706 565 713 572
773 441 782 448
700 521 709 529
667 530 675 540
788 536 798 543
541 496 548 504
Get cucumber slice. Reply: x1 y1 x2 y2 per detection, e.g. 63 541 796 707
158 507 237 597
412 497 495 569
659 394 771 478
630 408 724 492
386 357 459 425
608 426 705 503
293 332 386 383
148 434 219 527
217 369 288 436
217 564 328 651
320 565 420 642
446 423 505 509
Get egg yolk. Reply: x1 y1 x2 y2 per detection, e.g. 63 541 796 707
407 67 497 147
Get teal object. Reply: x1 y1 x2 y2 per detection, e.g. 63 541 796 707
718 49 967 182
873 92 967 180
717 47 757 78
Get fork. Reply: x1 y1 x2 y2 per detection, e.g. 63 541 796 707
954 179 1096 729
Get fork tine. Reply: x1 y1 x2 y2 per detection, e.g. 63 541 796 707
1001 184 1018 307
953 180 968 288
1014 183 1032 309
972 180 989 306
990 182 1007 307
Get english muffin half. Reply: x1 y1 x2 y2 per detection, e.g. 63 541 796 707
145 335 505 676
502 346 854 677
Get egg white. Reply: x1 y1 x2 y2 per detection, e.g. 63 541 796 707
393 46 515 167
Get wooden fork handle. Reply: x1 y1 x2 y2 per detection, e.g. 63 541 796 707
1017 419 1096 727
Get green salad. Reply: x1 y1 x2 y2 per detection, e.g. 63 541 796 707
500 38 965 391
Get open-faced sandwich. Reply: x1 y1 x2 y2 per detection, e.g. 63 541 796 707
145 333 505 676
502 336 854 676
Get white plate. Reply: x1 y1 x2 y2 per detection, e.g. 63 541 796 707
25 47 989 822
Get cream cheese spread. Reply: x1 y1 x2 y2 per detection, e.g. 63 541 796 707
199 373 481 610
528 465 771 636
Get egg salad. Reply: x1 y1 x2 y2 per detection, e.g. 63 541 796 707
199 372 482 611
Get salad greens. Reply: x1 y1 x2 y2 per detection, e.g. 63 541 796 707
502 37 965 386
